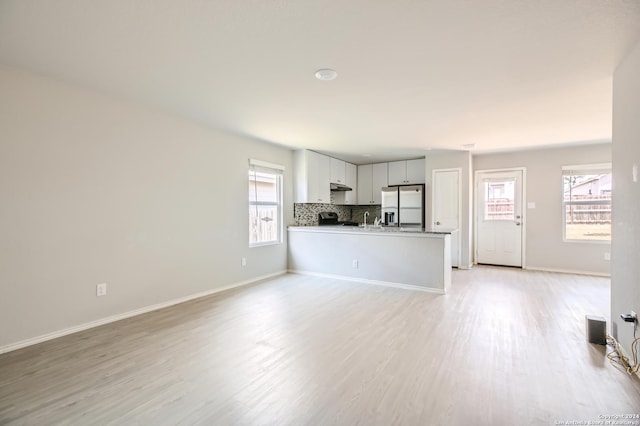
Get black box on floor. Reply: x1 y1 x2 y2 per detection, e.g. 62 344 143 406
585 315 607 345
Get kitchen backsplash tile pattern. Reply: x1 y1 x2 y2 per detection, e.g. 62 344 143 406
351 205 382 224
293 203 351 226
293 194 381 226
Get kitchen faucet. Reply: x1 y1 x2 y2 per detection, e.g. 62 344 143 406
363 211 369 228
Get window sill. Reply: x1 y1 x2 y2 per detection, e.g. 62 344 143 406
562 239 611 245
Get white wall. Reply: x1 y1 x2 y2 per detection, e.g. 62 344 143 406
473 144 611 275
0 65 294 350
425 151 473 268
611 38 640 354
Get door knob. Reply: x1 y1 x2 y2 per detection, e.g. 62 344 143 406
436 221 441 225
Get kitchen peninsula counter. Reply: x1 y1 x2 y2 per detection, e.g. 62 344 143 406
287 226 451 293
288 225 451 236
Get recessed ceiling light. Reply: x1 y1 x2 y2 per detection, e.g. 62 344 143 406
315 69 337 81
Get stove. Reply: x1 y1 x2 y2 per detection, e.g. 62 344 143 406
318 212 359 226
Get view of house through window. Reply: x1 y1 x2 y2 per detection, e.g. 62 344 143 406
562 164 611 242
249 160 283 247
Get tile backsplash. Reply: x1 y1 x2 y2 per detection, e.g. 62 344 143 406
294 194 382 226
293 203 352 226
351 205 382 224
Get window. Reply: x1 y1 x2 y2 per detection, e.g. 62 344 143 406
562 163 611 242
483 179 515 221
249 159 283 247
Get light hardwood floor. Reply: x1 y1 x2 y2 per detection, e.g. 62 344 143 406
1 267 639 425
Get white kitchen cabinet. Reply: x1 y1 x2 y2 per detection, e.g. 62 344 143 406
406 159 426 183
344 162 358 204
330 157 346 184
371 163 388 203
357 164 372 205
294 149 331 203
387 161 406 185
335 161 358 205
357 163 388 204
388 158 426 185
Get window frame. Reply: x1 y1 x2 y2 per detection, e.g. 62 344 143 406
249 159 284 248
561 163 611 244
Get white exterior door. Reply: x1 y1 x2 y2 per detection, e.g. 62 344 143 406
476 170 523 267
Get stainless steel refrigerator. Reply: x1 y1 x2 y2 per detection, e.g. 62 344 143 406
381 185 425 228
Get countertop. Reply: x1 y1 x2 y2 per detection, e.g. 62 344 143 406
288 225 452 237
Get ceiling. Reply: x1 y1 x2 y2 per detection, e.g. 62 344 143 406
1 0 639 164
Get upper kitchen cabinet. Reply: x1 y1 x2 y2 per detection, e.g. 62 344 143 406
294 150 331 203
334 162 358 205
388 158 426 185
344 162 358 204
357 163 388 205
330 157 346 184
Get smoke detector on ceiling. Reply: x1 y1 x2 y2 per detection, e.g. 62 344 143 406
315 69 337 81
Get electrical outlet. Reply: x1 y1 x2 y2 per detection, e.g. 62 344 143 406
96 283 107 297
352 259 358 269
621 311 637 322
241 257 246 267
604 252 611 261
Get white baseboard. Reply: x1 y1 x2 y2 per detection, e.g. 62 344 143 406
524 266 610 277
0 271 286 355
288 269 445 295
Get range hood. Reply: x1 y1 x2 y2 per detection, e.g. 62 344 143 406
330 182 353 191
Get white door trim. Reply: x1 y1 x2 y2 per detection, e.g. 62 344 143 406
474 167 527 268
